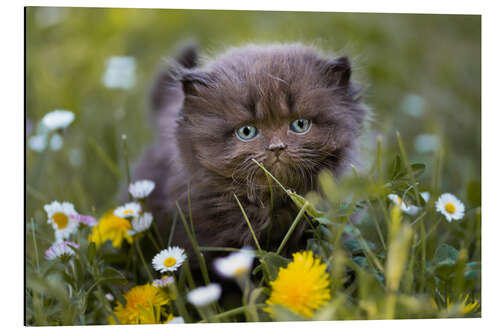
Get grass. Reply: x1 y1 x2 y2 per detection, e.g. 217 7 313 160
25 7 480 326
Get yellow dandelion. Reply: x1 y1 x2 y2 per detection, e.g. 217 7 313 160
266 251 331 318
89 210 133 248
109 284 171 324
446 295 480 315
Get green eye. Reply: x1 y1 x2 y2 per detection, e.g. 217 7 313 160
236 125 258 141
290 119 311 134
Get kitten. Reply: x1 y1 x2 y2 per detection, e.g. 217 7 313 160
132 43 366 262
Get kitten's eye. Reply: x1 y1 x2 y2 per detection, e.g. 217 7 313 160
236 125 259 141
290 119 311 134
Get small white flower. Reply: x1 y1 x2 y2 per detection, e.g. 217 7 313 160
28 134 48 152
387 194 420 215
128 180 155 199
187 283 222 307
168 317 185 324
44 201 80 240
70 214 98 227
105 293 114 301
435 193 465 222
41 110 75 131
152 246 187 273
128 212 153 235
421 192 431 203
49 133 64 151
44 241 79 260
152 275 175 288
114 202 141 219
214 248 254 278
102 56 136 90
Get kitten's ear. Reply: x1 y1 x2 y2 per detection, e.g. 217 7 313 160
323 56 351 87
181 71 212 97
150 43 200 112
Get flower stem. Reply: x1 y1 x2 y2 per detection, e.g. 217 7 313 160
276 203 308 255
134 238 154 281
233 194 262 252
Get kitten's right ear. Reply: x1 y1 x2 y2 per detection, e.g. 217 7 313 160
180 71 212 97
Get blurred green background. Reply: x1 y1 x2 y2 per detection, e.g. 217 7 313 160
26 7 481 240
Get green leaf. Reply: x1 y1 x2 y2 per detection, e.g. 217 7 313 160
431 244 460 279
260 252 291 281
88 242 96 264
411 163 426 178
101 267 127 285
287 190 324 218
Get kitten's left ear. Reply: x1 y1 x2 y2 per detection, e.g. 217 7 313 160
323 56 351 87
181 71 213 97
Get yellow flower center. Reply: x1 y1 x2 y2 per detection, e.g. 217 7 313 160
445 202 456 214
123 209 134 215
53 212 69 229
234 267 247 276
163 257 177 267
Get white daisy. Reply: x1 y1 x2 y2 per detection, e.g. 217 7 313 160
152 246 187 273
41 110 75 131
44 241 79 260
187 283 222 307
128 180 155 199
387 194 420 215
44 201 80 240
435 193 465 222
128 212 153 235
152 275 175 288
102 56 136 90
167 317 185 324
114 202 141 219
421 191 431 203
105 293 114 301
214 248 254 278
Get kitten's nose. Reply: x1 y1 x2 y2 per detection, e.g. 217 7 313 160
267 139 287 154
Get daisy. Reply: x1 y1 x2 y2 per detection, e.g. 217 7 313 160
266 251 331 318
152 247 187 273
128 180 155 199
102 56 136 90
44 241 79 261
128 212 153 235
435 193 465 222
152 276 175 288
387 194 420 215
114 202 141 219
186 283 222 307
105 293 115 301
68 213 98 227
167 317 185 324
214 247 254 278
44 201 80 240
41 110 75 131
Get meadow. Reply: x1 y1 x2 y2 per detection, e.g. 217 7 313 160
25 7 481 325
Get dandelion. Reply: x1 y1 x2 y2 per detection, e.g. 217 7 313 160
186 283 222 307
44 241 79 261
266 251 331 318
102 56 136 90
129 180 155 199
435 193 465 222
89 210 133 248
41 110 75 131
152 276 175 288
109 284 170 324
214 247 254 278
152 247 187 273
387 194 420 215
44 201 79 240
114 202 141 219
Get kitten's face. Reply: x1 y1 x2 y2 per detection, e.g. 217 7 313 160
176 46 365 197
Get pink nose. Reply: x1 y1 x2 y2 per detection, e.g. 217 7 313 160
267 141 287 153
